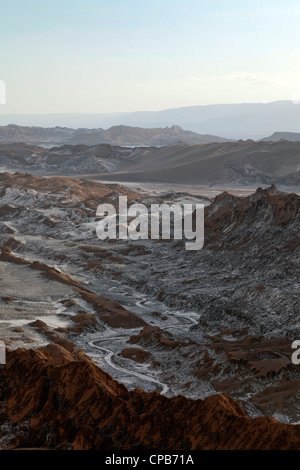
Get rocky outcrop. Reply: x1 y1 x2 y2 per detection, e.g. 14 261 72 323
1 344 300 450
0 172 139 209
204 185 300 249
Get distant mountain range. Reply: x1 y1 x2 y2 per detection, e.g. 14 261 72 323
1 100 300 139
0 124 229 147
260 131 300 142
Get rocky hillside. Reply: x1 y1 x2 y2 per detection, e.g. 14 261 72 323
1 343 300 450
0 139 299 188
0 124 229 147
0 142 135 174
96 139 300 187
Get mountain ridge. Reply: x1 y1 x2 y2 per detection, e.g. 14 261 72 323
1 343 300 450
1 100 300 139
0 123 229 147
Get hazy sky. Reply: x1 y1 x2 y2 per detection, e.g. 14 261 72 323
1 0 300 114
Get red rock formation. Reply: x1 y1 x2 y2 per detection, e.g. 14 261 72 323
120 347 152 363
128 325 188 349
204 185 300 249
1 344 300 450
0 172 139 209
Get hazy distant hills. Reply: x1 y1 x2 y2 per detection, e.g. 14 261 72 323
261 131 300 142
0 140 299 188
1 100 300 139
0 124 229 147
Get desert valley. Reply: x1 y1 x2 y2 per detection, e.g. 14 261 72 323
0 124 298 450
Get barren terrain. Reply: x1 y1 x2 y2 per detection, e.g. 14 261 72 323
0 171 298 443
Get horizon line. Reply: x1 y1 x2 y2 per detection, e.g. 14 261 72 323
0 99 294 117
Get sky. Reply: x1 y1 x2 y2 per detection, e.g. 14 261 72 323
1 0 300 114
